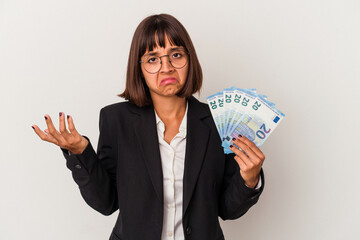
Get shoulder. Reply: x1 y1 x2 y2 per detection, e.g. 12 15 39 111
198 100 211 114
100 101 137 113
99 101 140 121
188 95 211 116
190 96 217 124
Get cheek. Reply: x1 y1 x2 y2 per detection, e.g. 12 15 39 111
142 72 157 88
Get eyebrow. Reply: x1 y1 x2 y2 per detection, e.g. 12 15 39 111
143 47 185 57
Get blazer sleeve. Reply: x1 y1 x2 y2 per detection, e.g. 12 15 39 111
218 153 265 220
60 107 118 216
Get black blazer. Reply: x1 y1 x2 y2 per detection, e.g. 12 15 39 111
61 95 264 240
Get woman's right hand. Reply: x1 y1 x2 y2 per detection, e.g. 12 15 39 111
32 112 89 155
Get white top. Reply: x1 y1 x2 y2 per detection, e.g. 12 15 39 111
154 101 261 240
155 102 188 240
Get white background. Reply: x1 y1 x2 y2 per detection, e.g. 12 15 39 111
1 0 359 239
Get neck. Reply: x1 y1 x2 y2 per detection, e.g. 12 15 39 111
151 95 187 120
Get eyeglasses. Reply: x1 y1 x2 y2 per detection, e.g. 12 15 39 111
139 50 189 74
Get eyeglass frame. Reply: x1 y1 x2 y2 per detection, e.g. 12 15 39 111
139 50 190 74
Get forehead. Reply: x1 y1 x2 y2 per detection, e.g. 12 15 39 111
143 46 185 58
141 30 186 57
144 34 175 52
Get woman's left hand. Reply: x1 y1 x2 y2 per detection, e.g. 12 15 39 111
230 135 265 188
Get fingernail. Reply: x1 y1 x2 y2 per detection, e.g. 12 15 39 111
59 112 62 117
238 134 242 138
31 126 35 130
230 145 233 148
67 115 70 119
232 137 236 141
44 116 48 120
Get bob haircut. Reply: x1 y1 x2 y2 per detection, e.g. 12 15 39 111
118 13 202 107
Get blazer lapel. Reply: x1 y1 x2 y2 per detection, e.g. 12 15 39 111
131 96 211 217
132 104 164 204
183 96 211 216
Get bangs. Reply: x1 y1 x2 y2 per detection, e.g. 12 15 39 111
139 20 187 57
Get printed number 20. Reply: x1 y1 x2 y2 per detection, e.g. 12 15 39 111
256 123 271 139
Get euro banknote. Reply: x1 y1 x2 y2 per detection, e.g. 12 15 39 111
206 87 285 154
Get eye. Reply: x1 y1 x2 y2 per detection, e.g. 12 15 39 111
147 57 158 63
172 52 182 58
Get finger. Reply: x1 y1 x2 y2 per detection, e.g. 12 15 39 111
58 112 71 140
234 154 247 170
44 128 60 144
237 135 265 161
67 114 80 136
232 137 260 165
44 114 65 144
32 125 59 145
230 144 255 167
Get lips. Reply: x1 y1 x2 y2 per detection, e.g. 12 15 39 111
160 77 177 86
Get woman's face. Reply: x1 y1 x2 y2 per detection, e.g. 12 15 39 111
140 34 189 100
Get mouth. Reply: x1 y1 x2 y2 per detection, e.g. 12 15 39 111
160 77 177 86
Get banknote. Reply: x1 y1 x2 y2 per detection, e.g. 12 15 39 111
206 87 285 154
206 92 225 137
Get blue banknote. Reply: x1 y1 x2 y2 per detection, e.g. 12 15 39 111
206 87 285 154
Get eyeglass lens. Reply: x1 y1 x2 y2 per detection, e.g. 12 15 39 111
143 50 188 73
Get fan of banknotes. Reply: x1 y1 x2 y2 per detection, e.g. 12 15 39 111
206 87 285 154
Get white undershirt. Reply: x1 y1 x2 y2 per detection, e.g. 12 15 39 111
155 102 188 240
154 101 261 240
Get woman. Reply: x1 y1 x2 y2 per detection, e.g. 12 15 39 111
32 13 265 240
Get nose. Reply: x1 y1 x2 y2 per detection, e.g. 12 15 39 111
159 55 174 73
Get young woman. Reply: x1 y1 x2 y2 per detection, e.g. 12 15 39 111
32 13 265 240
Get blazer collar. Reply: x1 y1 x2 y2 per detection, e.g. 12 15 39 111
132 96 211 216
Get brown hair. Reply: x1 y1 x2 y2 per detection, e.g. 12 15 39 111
118 13 202 107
